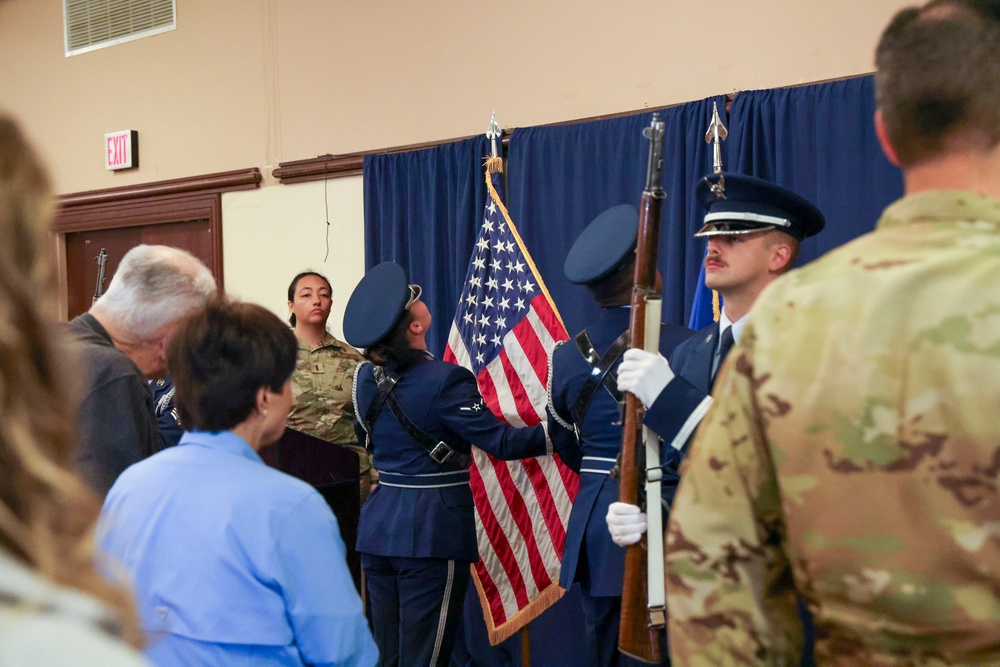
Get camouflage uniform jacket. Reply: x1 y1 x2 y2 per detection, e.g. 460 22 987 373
288 332 372 476
666 190 1000 666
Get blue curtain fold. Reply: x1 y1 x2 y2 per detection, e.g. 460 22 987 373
728 75 903 267
362 136 490 355
505 96 728 337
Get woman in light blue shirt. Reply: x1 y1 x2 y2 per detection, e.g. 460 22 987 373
98 300 378 667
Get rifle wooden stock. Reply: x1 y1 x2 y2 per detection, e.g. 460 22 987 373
618 114 666 664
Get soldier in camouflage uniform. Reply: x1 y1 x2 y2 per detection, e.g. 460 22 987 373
286 271 373 498
664 1 1000 664
607 173 825 666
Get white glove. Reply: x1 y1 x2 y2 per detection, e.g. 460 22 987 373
616 348 674 408
606 501 647 547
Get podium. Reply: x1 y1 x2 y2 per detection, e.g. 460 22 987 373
259 428 362 592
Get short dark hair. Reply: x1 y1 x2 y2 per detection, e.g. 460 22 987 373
875 0 1000 167
586 260 634 308
286 271 331 326
169 300 297 432
363 310 427 369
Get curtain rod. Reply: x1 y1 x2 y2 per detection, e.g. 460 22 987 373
272 72 872 185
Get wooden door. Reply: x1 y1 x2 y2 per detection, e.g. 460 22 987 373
52 169 261 320
64 219 215 320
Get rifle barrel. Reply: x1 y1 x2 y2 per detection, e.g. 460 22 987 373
93 248 108 304
617 114 667 664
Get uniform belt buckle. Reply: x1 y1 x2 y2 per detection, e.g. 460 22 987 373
429 441 454 464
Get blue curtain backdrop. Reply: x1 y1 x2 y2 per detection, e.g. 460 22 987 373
505 96 727 338
729 75 903 267
361 76 902 349
362 136 490 355
685 75 904 329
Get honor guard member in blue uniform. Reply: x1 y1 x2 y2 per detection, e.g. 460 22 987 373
344 261 550 667
606 174 825 666
610 174 825 463
151 377 183 449
547 205 692 667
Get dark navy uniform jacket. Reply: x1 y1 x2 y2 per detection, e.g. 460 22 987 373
150 377 183 449
548 306 692 596
643 321 723 447
353 356 548 563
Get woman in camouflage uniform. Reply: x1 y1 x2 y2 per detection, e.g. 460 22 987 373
286 271 374 500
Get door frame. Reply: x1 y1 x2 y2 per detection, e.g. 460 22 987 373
52 168 261 319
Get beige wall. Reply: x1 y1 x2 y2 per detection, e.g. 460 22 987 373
1 0 911 195
0 0 912 314
221 177 366 333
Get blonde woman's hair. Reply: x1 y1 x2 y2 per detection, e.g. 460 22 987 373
0 114 142 646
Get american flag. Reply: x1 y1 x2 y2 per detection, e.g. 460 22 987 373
443 156 579 644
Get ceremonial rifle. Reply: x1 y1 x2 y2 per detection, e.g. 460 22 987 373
618 113 667 664
93 248 108 305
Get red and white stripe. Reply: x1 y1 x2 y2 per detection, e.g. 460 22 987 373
445 294 578 640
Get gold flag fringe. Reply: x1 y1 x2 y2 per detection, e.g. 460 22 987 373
471 563 567 646
712 289 721 322
484 155 504 175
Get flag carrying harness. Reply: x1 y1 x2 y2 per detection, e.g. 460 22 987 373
357 360 472 468
569 329 629 426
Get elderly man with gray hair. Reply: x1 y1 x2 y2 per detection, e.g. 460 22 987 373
69 244 217 496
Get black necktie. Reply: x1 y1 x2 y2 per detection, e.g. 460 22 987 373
718 326 735 364
713 326 735 380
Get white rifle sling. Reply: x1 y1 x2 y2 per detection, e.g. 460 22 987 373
642 297 665 628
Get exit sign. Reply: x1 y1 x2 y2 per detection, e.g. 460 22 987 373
105 130 139 170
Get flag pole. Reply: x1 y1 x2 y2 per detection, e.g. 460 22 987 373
454 110 575 653
489 111 535 667
486 110 501 159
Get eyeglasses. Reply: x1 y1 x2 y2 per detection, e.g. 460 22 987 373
405 284 422 309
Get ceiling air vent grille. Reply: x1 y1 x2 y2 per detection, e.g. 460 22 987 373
64 0 176 57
